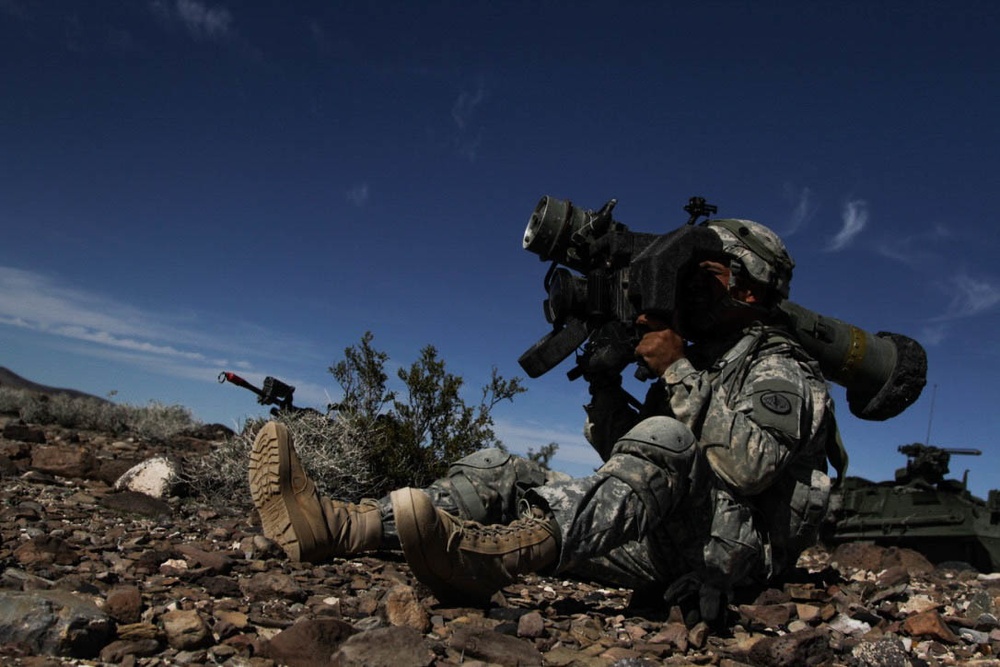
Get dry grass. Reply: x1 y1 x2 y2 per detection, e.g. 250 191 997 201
184 409 378 508
1 386 406 508
0 386 197 441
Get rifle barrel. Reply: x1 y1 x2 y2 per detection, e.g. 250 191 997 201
218 371 264 398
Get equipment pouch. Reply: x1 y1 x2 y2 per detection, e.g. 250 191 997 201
788 469 832 544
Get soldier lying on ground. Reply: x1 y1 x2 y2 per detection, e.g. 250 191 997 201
248 218 841 622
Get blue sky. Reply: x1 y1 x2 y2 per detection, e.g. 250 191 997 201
2 2 999 498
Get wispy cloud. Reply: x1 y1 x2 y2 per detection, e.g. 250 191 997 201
0 0 28 19
917 272 1000 345
875 223 951 268
346 183 370 207
451 78 487 161
919 323 948 347
494 418 601 474
0 265 285 384
827 199 868 251
150 0 234 41
452 83 485 131
938 272 1000 320
782 184 817 236
308 19 329 53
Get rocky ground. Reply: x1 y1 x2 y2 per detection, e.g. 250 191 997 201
0 414 998 667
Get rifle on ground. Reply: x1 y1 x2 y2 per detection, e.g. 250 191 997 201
218 371 320 416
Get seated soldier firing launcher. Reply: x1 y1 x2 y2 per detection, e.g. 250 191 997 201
247 195 926 620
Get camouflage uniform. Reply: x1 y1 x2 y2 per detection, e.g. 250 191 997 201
398 322 837 614
265 217 836 614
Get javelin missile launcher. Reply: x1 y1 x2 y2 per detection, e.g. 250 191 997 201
823 444 1000 572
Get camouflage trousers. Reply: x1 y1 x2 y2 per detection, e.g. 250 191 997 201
379 416 769 604
376 448 651 585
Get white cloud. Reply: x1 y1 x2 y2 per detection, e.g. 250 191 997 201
451 79 487 161
782 184 817 236
0 0 27 19
875 223 951 267
940 273 1000 320
827 199 868 251
0 265 278 381
451 81 485 131
177 0 232 39
346 183 370 207
919 323 948 346
0 267 157 341
308 20 328 52
150 0 234 41
494 417 601 473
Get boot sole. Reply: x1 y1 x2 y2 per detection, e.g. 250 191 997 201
249 422 318 561
391 487 455 598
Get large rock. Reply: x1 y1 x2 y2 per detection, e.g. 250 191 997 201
449 625 543 667
30 444 95 478
3 422 46 443
332 626 435 667
263 618 357 667
0 590 115 658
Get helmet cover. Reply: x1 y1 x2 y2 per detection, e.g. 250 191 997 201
704 218 794 299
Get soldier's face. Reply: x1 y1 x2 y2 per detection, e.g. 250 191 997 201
686 260 731 308
689 260 756 305
675 260 757 340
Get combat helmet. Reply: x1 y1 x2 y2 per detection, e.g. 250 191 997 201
704 218 795 301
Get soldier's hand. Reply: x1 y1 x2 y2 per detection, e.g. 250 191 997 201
634 313 685 377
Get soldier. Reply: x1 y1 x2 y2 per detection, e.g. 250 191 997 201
249 218 840 619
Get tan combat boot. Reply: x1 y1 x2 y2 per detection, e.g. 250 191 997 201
391 487 559 602
249 421 382 562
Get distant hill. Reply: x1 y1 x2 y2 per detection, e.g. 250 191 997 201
0 366 111 403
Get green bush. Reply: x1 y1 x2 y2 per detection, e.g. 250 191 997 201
190 332 530 507
330 331 526 496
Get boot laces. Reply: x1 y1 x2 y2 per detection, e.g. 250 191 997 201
447 516 546 551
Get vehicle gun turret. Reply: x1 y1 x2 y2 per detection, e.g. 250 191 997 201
895 443 981 488
823 444 1000 572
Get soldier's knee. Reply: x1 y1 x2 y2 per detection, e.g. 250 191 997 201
445 448 513 522
597 416 697 519
448 447 512 476
609 416 696 476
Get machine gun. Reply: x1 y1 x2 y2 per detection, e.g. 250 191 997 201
824 443 1000 572
218 371 320 416
895 443 982 487
518 195 927 421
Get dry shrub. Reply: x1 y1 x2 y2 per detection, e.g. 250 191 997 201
0 386 195 440
185 409 377 509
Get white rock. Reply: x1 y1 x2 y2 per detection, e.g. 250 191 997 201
114 456 182 498
899 594 938 615
828 613 871 636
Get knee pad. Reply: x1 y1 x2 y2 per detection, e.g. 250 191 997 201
445 448 512 522
597 416 696 520
447 447 512 475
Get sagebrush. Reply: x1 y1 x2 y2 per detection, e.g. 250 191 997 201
0 386 197 441
2 332 544 510
185 409 378 509
192 332 532 505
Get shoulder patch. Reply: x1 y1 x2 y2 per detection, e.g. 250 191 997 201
760 392 792 414
751 378 805 439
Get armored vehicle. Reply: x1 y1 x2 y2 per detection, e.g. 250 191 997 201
823 444 1000 572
